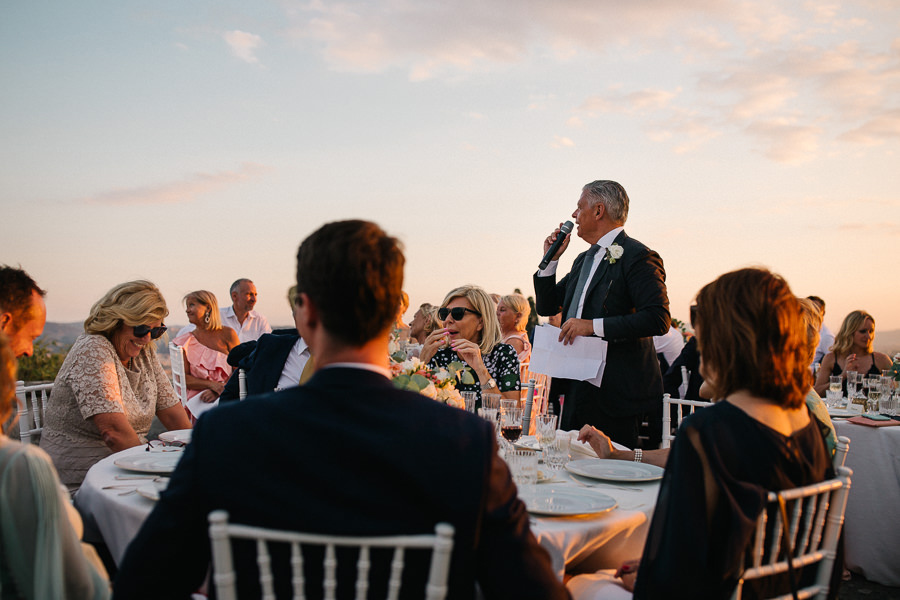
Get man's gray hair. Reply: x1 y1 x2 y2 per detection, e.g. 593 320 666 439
582 180 629 225
230 278 253 295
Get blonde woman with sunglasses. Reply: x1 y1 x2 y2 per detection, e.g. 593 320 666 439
420 285 520 408
41 281 191 493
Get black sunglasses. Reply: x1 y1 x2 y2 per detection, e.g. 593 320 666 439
438 307 481 321
133 324 168 339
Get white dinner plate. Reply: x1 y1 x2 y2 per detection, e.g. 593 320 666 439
136 478 170 501
827 408 856 418
114 451 184 474
519 486 617 516
566 459 664 482
158 429 192 444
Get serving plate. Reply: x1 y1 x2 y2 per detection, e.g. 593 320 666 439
566 459 664 482
114 451 184 474
519 486 617 516
158 429 192 444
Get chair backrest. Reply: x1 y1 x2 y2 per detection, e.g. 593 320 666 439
678 366 690 399
520 364 549 413
168 342 189 407
833 435 850 468
238 368 247 400
14 382 53 445
732 466 852 600
662 393 713 449
208 510 455 600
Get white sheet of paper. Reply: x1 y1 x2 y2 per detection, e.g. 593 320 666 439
185 395 219 419
528 325 607 386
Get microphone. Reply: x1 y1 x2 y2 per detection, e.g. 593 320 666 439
539 221 574 269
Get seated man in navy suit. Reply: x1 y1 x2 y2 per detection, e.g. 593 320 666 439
219 287 313 402
114 219 568 599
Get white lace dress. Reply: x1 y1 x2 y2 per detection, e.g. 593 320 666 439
39 334 180 492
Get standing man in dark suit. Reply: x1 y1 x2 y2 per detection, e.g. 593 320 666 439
115 220 567 600
534 180 670 448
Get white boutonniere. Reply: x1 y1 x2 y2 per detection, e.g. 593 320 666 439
606 243 624 264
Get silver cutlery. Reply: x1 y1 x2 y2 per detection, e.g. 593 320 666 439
567 476 643 493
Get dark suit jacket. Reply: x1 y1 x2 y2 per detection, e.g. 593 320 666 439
114 367 568 600
219 332 300 403
534 231 670 424
662 336 704 400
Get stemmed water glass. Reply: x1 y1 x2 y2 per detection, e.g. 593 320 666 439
845 371 858 405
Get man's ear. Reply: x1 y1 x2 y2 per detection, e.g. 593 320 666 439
0 312 12 334
295 292 319 330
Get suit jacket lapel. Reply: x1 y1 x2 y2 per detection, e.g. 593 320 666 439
584 231 628 308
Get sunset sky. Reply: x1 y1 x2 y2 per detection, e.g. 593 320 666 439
3 1 899 334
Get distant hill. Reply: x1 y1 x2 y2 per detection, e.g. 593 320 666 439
876 329 900 357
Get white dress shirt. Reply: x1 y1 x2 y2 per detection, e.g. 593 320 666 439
814 324 835 364
654 326 685 365
220 306 272 343
275 337 312 390
538 226 624 338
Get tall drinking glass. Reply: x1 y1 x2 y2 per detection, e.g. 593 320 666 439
846 371 858 404
867 380 882 413
828 376 842 407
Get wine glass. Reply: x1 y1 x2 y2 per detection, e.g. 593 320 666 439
867 379 882 414
845 371 858 405
500 405 523 448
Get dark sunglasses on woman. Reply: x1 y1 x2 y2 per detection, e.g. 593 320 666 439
438 307 481 321
132 324 168 339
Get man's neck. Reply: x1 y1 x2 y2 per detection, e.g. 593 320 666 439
309 333 390 371
232 305 249 324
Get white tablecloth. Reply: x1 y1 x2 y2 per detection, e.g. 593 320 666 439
74 446 169 565
531 470 659 578
833 419 900 586
75 446 659 576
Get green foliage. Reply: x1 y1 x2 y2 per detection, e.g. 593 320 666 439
448 361 475 385
17 339 69 383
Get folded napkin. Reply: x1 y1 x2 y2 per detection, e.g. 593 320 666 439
847 415 900 427
561 430 630 459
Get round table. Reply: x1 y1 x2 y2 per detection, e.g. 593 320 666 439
833 419 900 587
76 444 659 577
74 446 181 565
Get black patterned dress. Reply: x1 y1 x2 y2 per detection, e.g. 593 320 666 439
429 343 520 407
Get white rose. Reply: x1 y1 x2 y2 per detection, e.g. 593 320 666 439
609 244 624 260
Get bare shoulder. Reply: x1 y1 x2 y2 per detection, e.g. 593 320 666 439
875 352 893 369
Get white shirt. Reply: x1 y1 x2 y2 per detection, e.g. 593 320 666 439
654 326 685 365
275 338 312 390
220 305 272 343
814 323 835 364
537 226 624 338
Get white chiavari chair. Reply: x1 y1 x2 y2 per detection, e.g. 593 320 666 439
168 342 189 408
732 466 852 600
208 510 455 600
662 393 713 449
14 381 53 445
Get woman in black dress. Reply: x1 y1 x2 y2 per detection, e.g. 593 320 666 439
571 268 833 599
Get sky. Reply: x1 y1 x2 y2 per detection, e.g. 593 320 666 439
2 0 899 335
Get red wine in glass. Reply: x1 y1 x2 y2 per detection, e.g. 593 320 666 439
501 425 522 443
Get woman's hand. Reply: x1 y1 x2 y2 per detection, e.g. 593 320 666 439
198 389 218 403
206 380 225 395
844 353 859 374
577 425 616 459
450 337 484 371
615 560 640 592
420 328 450 364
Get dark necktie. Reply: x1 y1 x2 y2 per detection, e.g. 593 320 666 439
565 245 600 321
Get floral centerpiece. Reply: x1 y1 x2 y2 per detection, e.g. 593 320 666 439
389 336 474 408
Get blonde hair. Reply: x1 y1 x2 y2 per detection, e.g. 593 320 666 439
85 281 168 341
441 285 501 355
183 290 223 331
797 298 823 365
420 304 442 338
500 294 530 332
833 310 875 357
0 332 17 429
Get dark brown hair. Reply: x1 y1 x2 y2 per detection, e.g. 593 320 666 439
296 220 404 346
695 268 809 409
0 265 46 325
